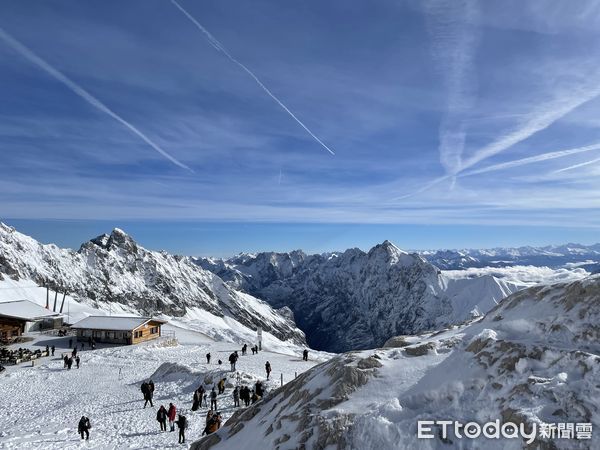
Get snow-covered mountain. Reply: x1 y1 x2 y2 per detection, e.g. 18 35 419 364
192 274 600 450
420 243 600 270
0 223 306 346
197 241 523 352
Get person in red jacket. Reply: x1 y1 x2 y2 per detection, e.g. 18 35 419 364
167 402 177 432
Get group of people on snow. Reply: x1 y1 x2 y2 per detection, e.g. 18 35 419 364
62 350 81 370
155 402 187 442
72 342 311 444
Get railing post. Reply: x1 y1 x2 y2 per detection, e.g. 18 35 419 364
280 373 283 387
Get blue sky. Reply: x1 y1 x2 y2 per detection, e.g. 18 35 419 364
1 1 600 255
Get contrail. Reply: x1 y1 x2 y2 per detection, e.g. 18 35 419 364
460 142 600 177
424 0 480 175
171 0 335 156
392 175 451 201
552 155 600 174
0 26 192 172
460 85 600 173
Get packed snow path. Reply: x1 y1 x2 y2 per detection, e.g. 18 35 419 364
0 326 325 449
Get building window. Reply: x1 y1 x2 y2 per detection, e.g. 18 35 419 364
150 326 158 334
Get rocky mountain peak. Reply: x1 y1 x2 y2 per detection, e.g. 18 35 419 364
86 228 138 254
367 240 412 266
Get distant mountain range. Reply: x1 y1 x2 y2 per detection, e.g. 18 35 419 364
196 241 524 352
2 221 596 354
419 243 600 270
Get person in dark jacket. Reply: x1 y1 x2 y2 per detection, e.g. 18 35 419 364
229 352 237 371
251 390 259 404
157 405 168 431
206 352 211 364
241 386 251 407
217 378 225 395
75 356 80 369
51 345 55 356
265 361 271 380
210 387 218 410
141 381 154 408
78 415 91 440
72 347 77 358
67 357 73 370
63 354 68 368
198 385 206 404
233 386 240 407
255 380 264 397
192 389 200 411
175 413 187 444
303 349 309 361
242 343 247 355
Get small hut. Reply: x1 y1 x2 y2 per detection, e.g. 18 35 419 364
70 316 167 345
0 300 63 340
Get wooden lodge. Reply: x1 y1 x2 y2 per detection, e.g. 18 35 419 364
0 300 63 342
70 316 167 345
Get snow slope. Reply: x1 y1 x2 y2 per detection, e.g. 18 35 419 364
0 223 306 346
193 275 600 450
0 326 327 449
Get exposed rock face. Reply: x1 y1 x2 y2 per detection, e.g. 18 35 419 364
197 241 521 352
0 223 306 344
191 352 383 450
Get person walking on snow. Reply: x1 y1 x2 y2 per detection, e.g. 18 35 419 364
75 356 80 369
206 352 211 364
210 387 218 410
197 385 206 402
157 405 168 431
233 386 240 407
255 380 264 398
265 361 271 380
78 415 91 441
229 352 237 371
51 345 55 356
303 349 309 361
192 389 200 411
218 378 226 394
175 413 188 444
167 403 177 432
142 381 154 408
241 386 250 407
